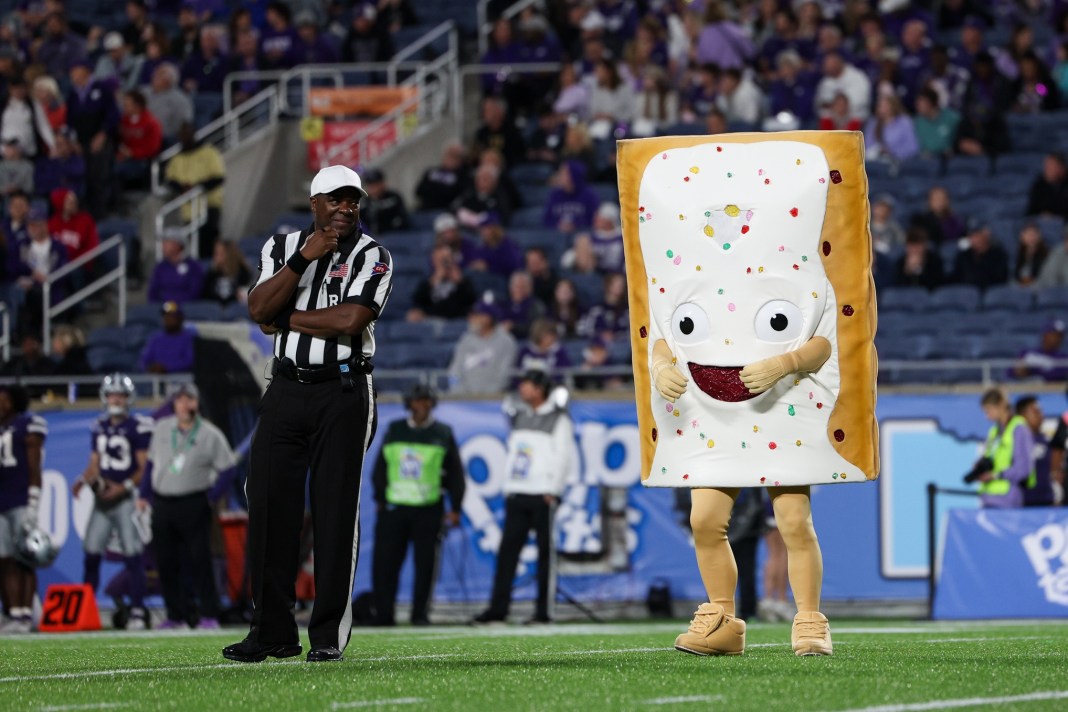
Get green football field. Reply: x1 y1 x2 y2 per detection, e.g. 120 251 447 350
3 619 1067 711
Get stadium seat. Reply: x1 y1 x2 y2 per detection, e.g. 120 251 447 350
1034 287 1068 310
272 213 311 234
562 339 586 365
193 92 223 129
878 286 931 312
389 322 431 343
408 211 439 231
180 301 224 322
929 285 981 312
468 272 508 303
126 302 162 329
438 319 469 341
981 284 1034 312
511 207 545 229
510 163 555 184
566 272 606 308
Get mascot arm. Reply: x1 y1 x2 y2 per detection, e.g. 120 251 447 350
651 338 689 403
739 336 832 394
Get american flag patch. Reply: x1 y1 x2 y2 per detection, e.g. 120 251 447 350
371 261 389 275
328 263 349 279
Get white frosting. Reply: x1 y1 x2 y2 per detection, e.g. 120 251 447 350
638 141 863 487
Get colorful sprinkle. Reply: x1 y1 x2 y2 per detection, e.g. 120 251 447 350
724 338 732 345
745 210 753 221
640 326 647 338
676 429 683 436
793 264 800 270
666 250 674 258
689 166 699 174
842 304 855 316
683 176 690 182
758 169 764 176
639 206 645 212
651 428 657 441
639 216 645 223
740 225 750 234
769 442 777 450
723 243 731 250
790 207 799 217
662 153 668 159
795 439 802 446
704 211 711 217
696 265 702 271
822 241 831 256
725 204 740 217
717 288 724 295
832 472 839 479
727 303 736 312
834 429 845 442
778 245 785 252
796 159 802 165
716 146 723 152
741 442 747 449
659 287 665 293
760 476 766 484
673 256 682 265
764 178 770 185
758 266 765 273
727 172 733 177
808 392 814 399
646 213 652 220
746 267 752 274
752 425 759 433
774 481 780 486
830 169 842 184
817 402 824 409
793 378 800 385
811 291 818 298
673 409 680 417
819 177 826 183
651 277 657 284
665 404 674 413
678 213 685 221
802 255 809 262
661 467 667 474
700 432 705 439
707 440 715 448
683 474 689 480
691 419 699 428
787 405 796 416
841 473 848 480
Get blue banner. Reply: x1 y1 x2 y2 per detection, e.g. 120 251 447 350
934 508 1068 619
29 391 1068 608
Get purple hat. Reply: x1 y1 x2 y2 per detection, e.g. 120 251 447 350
70 57 93 71
1045 319 1066 335
472 301 501 321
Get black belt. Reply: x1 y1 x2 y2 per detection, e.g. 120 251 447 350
272 356 373 384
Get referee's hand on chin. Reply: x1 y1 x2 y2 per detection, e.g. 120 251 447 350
302 225 340 259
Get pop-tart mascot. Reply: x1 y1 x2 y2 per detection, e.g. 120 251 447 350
618 132 879 657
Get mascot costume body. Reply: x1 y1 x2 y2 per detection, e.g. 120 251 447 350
618 132 879 657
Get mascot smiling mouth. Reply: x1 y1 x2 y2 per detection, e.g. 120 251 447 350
687 363 759 402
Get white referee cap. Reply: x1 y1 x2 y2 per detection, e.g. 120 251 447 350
310 165 368 198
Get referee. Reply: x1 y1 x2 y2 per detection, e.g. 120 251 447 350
223 165 393 664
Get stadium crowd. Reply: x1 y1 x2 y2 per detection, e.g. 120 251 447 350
1 0 1068 388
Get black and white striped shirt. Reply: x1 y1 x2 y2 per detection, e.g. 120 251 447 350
251 225 393 366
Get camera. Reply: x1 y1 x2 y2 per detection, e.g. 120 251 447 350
963 456 994 484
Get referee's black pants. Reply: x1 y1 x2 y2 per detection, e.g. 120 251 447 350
372 503 444 625
246 373 376 651
152 491 219 623
487 493 554 620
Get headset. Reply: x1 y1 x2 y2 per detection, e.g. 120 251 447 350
403 383 438 410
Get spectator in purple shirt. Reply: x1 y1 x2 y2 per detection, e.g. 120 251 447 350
767 50 818 125
67 59 120 217
501 271 546 340
1011 319 1068 383
694 2 753 70
585 202 624 274
34 11 87 80
138 300 196 374
294 11 338 65
148 230 206 304
864 94 920 162
261 1 301 70
481 18 523 95
180 25 229 94
897 19 932 109
542 160 600 234
469 212 523 279
758 9 816 77
514 317 572 376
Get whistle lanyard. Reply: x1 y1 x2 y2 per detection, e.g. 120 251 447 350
169 418 201 474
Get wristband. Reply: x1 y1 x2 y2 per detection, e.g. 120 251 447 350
27 485 40 509
286 251 312 274
273 307 295 330
123 479 135 494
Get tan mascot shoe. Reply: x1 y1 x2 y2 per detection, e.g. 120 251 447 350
792 611 833 656
674 603 746 656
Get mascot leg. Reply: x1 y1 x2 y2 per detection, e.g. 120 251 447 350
674 487 746 656
771 486 832 656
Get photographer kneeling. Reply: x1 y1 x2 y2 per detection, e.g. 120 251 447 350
967 388 1037 508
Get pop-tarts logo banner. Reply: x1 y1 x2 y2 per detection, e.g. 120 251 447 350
934 508 1068 619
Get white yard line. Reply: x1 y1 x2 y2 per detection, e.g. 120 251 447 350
642 695 723 706
330 698 425 710
829 689 1068 712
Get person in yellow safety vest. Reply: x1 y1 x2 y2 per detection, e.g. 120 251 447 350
976 388 1037 508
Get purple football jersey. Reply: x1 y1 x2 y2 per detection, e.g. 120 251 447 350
91 414 154 483
0 412 47 512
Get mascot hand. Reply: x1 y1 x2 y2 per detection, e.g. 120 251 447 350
739 356 789 394
651 339 687 402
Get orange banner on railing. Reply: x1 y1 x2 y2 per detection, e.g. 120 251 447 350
308 87 418 117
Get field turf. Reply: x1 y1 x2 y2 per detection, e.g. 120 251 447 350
2 618 1067 711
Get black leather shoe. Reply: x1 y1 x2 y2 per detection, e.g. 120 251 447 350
307 646 343 662
222 638 302 663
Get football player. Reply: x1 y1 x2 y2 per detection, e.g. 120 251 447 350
73 373 154 630
0 384 47 633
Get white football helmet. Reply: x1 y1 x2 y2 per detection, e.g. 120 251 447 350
100 372 136 416
15 525 59 568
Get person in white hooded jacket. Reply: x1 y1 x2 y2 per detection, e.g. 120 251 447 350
472 369 573 625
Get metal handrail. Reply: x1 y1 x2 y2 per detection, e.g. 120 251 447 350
42 235 126 356
151 84 279 194
387 20 456 86
154 185 207 260
0 304 9 362
0 372 192 402
477 0 543 56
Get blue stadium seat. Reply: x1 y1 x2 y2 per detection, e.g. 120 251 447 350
389 322 431 342
438 319 469 341
563 339 586 365
878 286 931 312
974 335 1024 359
126 303 161 329
1033 216 1066 245
87 326 128 350
193 92 223 129
180 301 224 322
221 302 249 322
897 156 942 179
272 213 311 234
929 284 981 312
565 272 606 308
608 339 631 363
468 272 507 303
408 211 439 231
1035 287 1068 310
993 152 1045 176
510 163 555 184
511 207 545 229
982 284 1034 312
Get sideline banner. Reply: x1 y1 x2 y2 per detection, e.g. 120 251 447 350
934 508 1068 619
